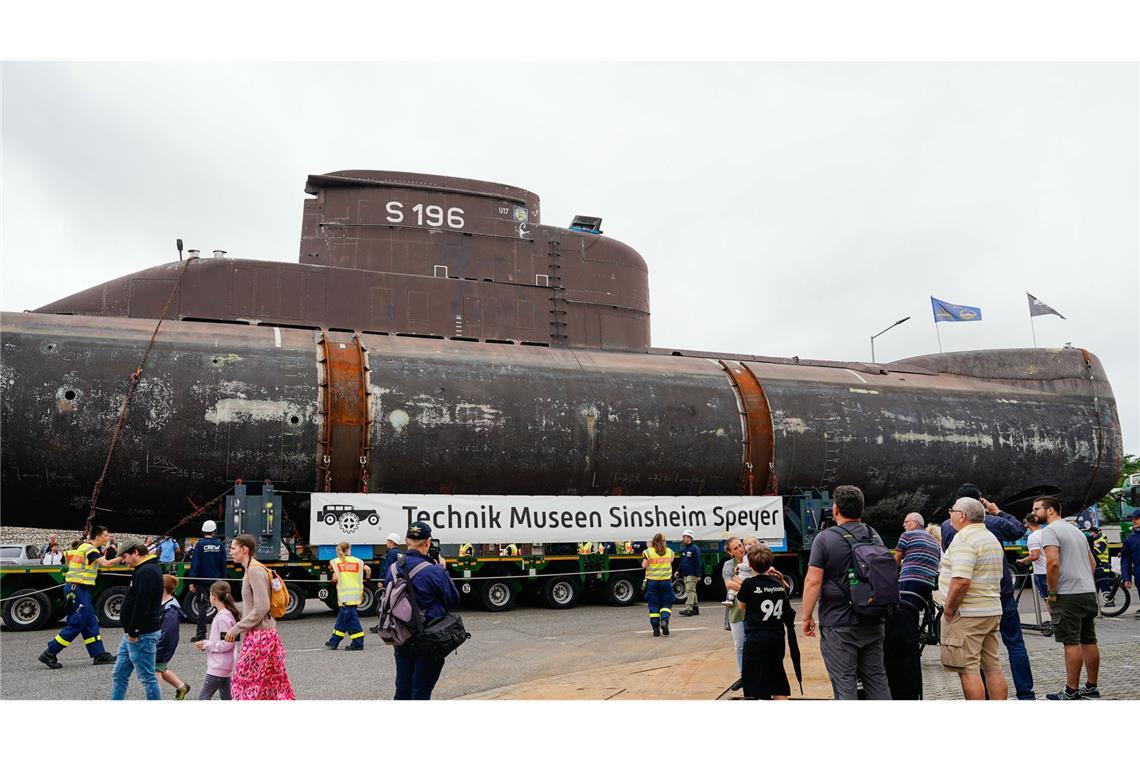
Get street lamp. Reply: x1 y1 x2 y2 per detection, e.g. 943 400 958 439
870 316 910 363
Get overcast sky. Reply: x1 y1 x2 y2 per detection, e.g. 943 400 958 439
2 63 1137 452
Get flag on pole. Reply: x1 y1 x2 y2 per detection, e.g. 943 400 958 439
1027 292 1065 319
930 296 983 323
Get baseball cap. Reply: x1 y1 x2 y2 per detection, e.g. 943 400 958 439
956 483 982 500
1131 509 1140 520
385 532 402 544
681 529 695 538
406 521 432 540
117 537 147 555
202 520 217 534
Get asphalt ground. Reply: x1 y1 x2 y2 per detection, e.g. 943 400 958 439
2 593 1137 700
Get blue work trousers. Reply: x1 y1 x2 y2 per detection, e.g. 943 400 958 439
327 605 365 649
46 585 106 657
645 579 674 629
110 630 162 700
393 643 445 700
1000 592 1034 700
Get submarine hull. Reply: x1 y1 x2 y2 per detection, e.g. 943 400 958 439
0 312 1122 535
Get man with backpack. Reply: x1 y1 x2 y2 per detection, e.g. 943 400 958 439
380 521 460 700
935 497 1007 700
800 484 895 700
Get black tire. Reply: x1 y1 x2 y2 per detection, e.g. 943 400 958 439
181 590 217 625
95 585 130 628
356 586 380 617
1099 582 1131 617
479 579 516 612
708 559 729 600
280 584 306 620
542 577 580 609
2 590 53 631
671 577 688 603
781 569 802 598
604 577 638 606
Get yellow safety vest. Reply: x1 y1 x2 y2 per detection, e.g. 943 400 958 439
500 544 519 556
1092 537 1110 566
459 543 475 557
643 547 674 581
65 543 99 586
578 542 593 554
333 555 364 606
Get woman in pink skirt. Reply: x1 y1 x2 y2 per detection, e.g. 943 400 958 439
224 533 295 700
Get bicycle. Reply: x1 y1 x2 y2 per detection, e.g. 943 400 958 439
1096 570 1131 618
913 592 942 655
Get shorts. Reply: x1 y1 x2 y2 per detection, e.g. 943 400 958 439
741 635 790 699
939 613 1000 673
1033 574 1048 599
1050 593 1097 645
155 661 170 672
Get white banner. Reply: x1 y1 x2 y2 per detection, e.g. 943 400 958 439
310 493 785 550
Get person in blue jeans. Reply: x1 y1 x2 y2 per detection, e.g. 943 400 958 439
942 484 1034 700
110 538 164 700
390 522 459 700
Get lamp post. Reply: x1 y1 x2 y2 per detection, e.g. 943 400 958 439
870 316 910 363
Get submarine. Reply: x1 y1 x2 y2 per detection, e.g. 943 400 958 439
0 170 1124 535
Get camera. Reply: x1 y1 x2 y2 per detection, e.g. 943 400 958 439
820 506 836 530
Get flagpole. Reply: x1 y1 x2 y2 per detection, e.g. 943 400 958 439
935 321 943 353
1030 315 1038 348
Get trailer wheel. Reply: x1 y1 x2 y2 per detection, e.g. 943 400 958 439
95 585 130 628
181 590 217 625
2 590 53 631
780 569 802 598
672 577 688 604
542 577 579 609
356 586 380 617
604 577 637 606
280 585 306 620
479 580 516 612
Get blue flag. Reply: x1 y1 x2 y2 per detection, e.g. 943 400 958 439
930 296 982 323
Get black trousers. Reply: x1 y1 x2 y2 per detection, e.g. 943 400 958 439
194 585 212 639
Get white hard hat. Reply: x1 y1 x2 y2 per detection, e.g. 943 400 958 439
681 529 695 538
202 520 217 534
385 532 401 544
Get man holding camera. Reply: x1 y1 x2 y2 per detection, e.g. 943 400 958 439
390 521 459 700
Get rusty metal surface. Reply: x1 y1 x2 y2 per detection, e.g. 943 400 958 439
717 360 775 495
745 347 1122 526
316 331 371 493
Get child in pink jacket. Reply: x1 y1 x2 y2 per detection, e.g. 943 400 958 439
194 580 238 699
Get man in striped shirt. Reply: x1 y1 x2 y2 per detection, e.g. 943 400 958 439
935 497 1007 700
894 512 941 605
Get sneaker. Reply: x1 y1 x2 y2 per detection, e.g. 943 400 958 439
1045 687 1082 700
91 653 116 665
729 678 743 691
175 683 190 700
661 620 670 636
38 651 62 670
324 642 338 650
692 606 700 616
1078 684 1100 699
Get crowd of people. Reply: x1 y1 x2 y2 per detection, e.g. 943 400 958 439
27 489 1139 701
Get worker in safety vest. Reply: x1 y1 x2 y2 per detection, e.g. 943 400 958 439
642 533 676 637
1088 526 1112 593
500 543 519 557
577 542 593 554
620 541 634 555
459 543 475 557
38 525 125 669
326 542 371 651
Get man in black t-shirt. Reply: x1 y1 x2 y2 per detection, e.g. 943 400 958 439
737 543 796 700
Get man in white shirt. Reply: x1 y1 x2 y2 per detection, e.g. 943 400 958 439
1017 514 1050 623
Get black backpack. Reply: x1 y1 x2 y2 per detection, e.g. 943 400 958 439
834 524 899 621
